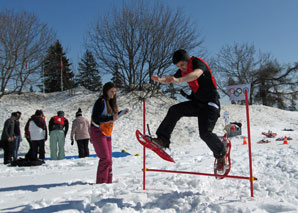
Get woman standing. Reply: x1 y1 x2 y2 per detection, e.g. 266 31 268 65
70 108 90 158
90 82 128 184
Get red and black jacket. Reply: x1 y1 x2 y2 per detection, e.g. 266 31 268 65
49 116 69 136
25 115 48 141
174 57 219 104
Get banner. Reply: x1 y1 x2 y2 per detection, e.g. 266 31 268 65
227 84 251 101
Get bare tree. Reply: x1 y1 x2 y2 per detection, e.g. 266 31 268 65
0 9 55 98
212 42 298 108
86 0 204 95
212 43 272 102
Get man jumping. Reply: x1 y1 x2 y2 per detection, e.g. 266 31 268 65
151 49 227 170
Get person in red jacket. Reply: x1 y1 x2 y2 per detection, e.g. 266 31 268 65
150 49 227 171
48 111 69 160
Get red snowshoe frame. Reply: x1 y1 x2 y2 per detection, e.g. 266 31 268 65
214 134 232 179
136 130 175 163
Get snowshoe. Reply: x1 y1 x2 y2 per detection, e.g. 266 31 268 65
262 130 277 138
136 130 175 163
257 139 271 144
214 134 231 179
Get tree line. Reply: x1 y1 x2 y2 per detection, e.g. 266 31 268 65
0 1 297 110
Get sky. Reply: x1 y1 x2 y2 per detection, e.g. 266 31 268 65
1 0 298 75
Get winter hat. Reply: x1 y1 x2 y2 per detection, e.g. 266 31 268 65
76 108 82 117
103 82 115 99
57 111 64 117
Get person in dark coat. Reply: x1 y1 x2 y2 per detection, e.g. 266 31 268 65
1 112 18 164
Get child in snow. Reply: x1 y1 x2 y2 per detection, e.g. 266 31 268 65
49 111 69 160
70 108 90 158
90 82 129 184
150 49 227 170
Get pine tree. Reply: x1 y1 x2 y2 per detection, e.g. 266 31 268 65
76 50 102 91
41 40 75 93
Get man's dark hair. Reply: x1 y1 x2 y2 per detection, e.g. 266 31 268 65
172 49 190 64
57 111 64 117
11 112 18 117
35 110 43 116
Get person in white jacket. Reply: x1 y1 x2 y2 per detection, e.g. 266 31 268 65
26 110 48 160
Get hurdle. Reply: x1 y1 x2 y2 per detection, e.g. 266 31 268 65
140 89 256 197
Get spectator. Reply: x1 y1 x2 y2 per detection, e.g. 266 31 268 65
13 111 22 161
1 112 18 164
71 108 90 158
90 82 129 184
25 110 47 160
49 111 69 160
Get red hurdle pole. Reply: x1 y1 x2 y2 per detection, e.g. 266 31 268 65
245 90 254 197
146 169 257 180
143 99 146 190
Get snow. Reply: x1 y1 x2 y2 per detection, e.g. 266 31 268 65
0 88 298 212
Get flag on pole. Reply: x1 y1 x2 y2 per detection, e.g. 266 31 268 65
227 84 251 101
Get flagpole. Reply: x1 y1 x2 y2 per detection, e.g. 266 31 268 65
60 56 63 91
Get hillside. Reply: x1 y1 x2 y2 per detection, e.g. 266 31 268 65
0 89 297 212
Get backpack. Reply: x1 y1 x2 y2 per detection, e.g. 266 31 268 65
53 116 65 126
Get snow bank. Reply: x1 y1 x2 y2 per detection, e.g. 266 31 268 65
0 89 297 212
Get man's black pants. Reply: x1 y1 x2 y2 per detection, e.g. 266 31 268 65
156 101 226 159
30 140 45 160
3 140 15 164
76 139 89 158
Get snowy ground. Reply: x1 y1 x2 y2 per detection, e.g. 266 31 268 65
0 88 297 213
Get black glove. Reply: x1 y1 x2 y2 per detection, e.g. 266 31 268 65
71 139 74 146
180 89 192 100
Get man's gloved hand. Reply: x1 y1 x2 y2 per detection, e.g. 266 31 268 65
180 89 192 100
71 139 74 146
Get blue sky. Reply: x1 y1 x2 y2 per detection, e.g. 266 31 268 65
1 0 298 74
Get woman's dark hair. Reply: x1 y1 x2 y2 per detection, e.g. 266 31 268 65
102 82 118 114
172 49 190 64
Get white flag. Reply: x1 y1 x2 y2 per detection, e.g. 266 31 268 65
227 84 251 101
